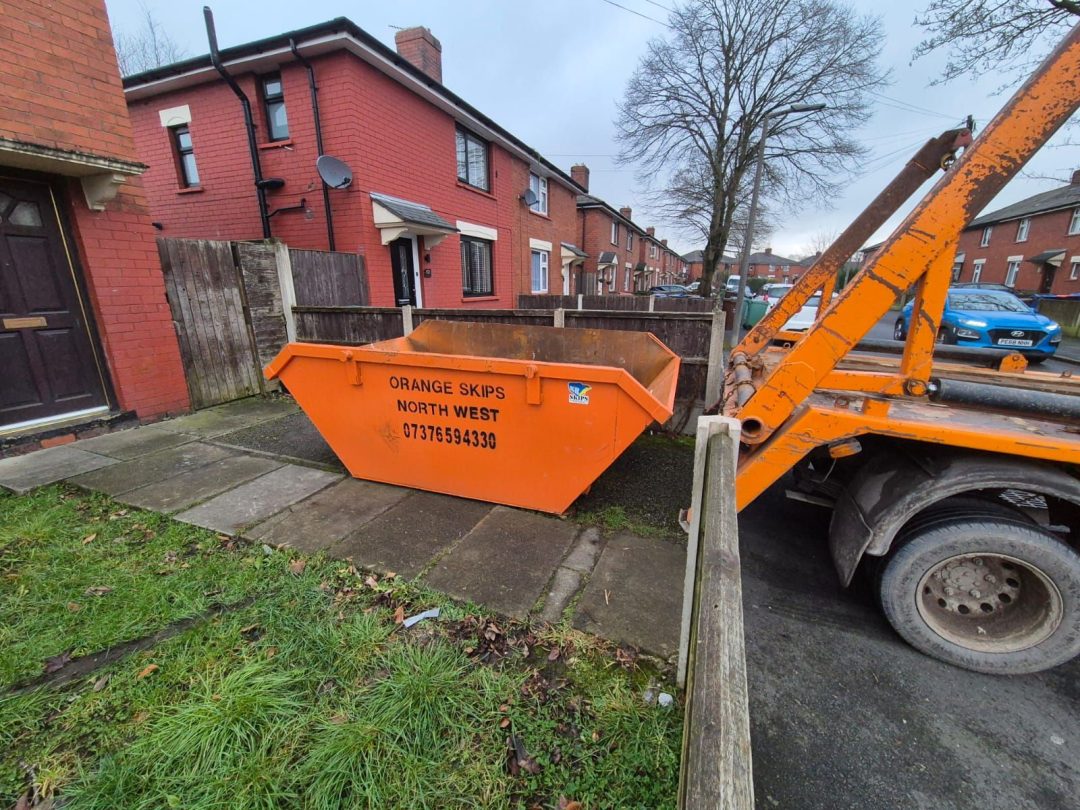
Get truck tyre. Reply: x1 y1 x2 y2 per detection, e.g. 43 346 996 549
878 513 1080 674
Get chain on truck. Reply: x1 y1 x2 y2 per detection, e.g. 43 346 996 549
717 22 1080 675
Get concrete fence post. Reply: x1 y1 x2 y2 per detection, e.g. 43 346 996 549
401 305 414 336
577 293 584 310
553 307 565 328
649 295 656 312
271 239 298 343
704 310 727 410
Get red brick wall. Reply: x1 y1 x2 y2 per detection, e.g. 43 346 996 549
956 207 1080 294
128 51 581 308
0 0 189 423
578 208 640 293
1 0 137 163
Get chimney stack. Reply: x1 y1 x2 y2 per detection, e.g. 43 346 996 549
395 27 443 83
1072 168 1080 185
619 206 632 220
646 226 655 237
764 247 772 254
661 239 668 247
571 163 590 191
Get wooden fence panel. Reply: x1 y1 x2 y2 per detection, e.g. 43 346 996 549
565 311 712 358
235 242 288 379
158 237 263 408
289 248 368 306
292 306 403 344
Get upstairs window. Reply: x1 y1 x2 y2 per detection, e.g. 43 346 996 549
261 74 289 141
626 230 633 251
980 225 992 247
529 173 548 214
171 125 199 187
1070 259 1079 280
1070 208 1080 235
456 127 490 191
611 219 619 245
461 235 494 296
1016 217 1030 242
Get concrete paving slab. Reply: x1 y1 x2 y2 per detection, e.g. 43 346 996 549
573 532 685 658
155 397 298 438
216 411 342 469
174 464 340 535
539 528 606 623
424 507 579 619
331 491 493 580
118 454 283 513
73 426 193 460
0 445 118 494
68 442 234 496
247 478 409 553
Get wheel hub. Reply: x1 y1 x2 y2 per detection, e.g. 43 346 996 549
917 553 1063 654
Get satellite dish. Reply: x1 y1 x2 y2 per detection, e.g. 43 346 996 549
317 155 353 189
521 188 538 207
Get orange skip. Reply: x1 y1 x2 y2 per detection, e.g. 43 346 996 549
264 320 680 514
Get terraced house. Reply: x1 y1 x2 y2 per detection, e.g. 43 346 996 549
123 19 592 309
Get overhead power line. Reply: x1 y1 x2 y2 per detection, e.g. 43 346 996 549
596 0 673 28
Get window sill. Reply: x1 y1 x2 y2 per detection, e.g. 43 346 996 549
176 187 204 195
461 295 499 303
456 181 497 201
259 139 294 150
528 209 550 220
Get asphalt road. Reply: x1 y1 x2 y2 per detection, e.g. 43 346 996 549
739 483 1079 810
867 313 1075 374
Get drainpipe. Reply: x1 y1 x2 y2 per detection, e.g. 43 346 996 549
289 38 335 251
204 6 272 239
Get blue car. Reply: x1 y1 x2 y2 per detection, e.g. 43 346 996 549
895 288 1062 363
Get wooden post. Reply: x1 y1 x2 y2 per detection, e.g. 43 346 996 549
271 239 298 343
678 416 753 809
401 305 414 336
704 310 727 409
553 307 565 328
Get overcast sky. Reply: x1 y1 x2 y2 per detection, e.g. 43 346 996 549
104 0 1078 259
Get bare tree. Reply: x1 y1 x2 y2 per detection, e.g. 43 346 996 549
801 228 841 261
616 0 887 296
113 3 186 77
913 1 1078 86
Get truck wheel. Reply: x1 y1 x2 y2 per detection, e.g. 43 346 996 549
877 514 1080 674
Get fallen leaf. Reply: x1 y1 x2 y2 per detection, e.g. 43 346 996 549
67 601 81 612
591 729 601 742
385 571 397 579
499 717 511 728
14 791 30 810
329 712 349 725
499 703 510 712
393 605 406 624
289 558 307 576
85 585 113 596
93 674 110 692
43 650 73 674
136 664 159 680
162 551 178 564
558 799 583 810
364 575 379 589
265 646 279 659
81 533 97 545
132 710 150 724
547 647 561 662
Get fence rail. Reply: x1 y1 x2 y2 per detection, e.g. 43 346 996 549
519 294 715 313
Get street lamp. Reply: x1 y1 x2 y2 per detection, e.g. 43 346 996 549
731 102 827 343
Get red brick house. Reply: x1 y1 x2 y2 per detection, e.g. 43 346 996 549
952 171 1080 294
742 248 801 280
0 0 189 444
123 19 588 309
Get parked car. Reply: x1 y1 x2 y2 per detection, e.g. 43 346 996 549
648 284 690 297
724 275 742 294
683 280 701 294
781 292 836 331
895 288 1062 363
756 283 795 311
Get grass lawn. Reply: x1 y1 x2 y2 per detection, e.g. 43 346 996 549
1 486 681 809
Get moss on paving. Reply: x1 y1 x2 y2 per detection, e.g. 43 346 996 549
571 433 695 541
0 487 681 809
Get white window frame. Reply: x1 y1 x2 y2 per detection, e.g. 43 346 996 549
980 226 992 247
623 263 630 291
528 173 548 215
1070 208 1080 236
1016 218 1030 242
611 219 618 245
626 230 633 251
1070 258 1080 280
625 262 632 292
530 249 549 292
1005 255 1023 287
972 259 985 283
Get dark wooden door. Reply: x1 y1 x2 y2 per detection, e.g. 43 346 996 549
0 177 108 429
389 237 416 306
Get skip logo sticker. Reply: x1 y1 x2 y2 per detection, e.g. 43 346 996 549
568 382 591 405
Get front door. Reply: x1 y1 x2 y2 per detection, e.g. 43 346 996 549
389 237 417 306
0 177 109 430
1040 263 1056 294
